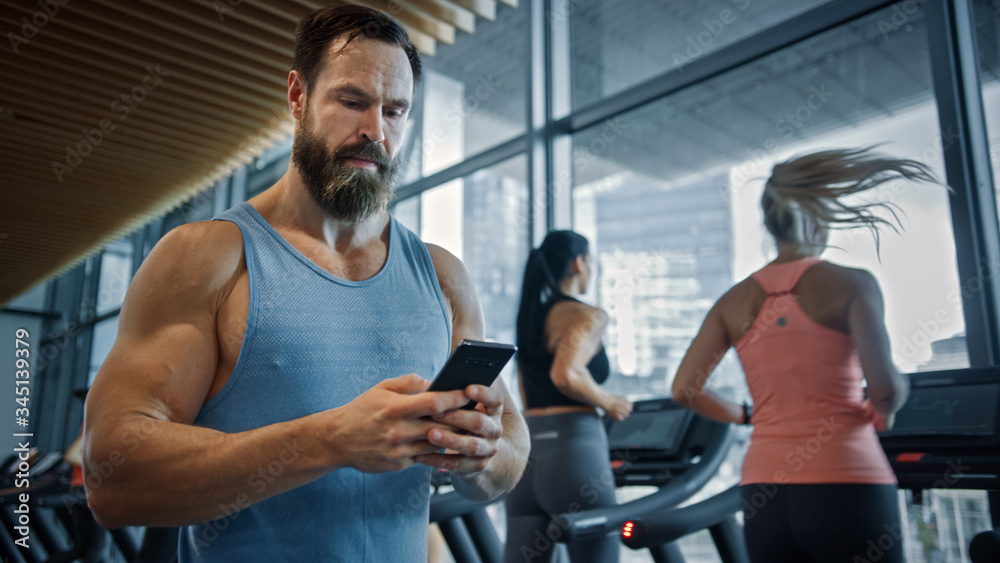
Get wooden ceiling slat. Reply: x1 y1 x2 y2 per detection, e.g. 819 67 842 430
405 26 438 55
345 0 456 44
442 0 496 21
4 111 225 170
6 184 181 212
0 145 209 186
0 6 288 95
407 0 476 34
210 0 305 31
0 0 503 304
3 148 236 192
0 80 290 155
0 83 261 154
3 55 290 132
0 23 289 113
1 169 176 200
102 0 295 61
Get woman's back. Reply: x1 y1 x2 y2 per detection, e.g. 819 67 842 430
724 257 896 485
519 296 610 409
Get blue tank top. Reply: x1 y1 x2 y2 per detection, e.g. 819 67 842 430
177 203 452 563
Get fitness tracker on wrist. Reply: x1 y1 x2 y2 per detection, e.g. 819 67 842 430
741 402 753 425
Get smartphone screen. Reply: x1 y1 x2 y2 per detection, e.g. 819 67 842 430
427 340 516 409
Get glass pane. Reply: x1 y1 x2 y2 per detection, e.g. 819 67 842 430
975 1 1000 230
898 489 993 562
404 3 527 177
89 315 119 386
573 2 967 387
400 155 529 404
570 0 832 110
390 194 420 234
96 237 133 316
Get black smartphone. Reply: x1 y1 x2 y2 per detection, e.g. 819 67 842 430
427 340 517 409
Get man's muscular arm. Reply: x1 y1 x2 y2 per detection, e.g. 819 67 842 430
83 223 470 528
420 244 530 502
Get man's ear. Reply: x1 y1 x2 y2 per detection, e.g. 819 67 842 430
288 70 307 120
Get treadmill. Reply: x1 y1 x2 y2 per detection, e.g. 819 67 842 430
878 368 1000 562
429 397 740 562
549 398 743 562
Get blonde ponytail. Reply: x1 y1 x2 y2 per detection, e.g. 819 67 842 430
762 147 937 252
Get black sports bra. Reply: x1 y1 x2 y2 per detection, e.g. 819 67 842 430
519 295 611 409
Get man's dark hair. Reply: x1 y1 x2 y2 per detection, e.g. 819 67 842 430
293 4 422 94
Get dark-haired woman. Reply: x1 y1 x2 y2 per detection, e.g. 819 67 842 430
672 148 930 563
503 231 632 563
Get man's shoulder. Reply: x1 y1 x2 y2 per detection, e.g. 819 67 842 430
423 242 461 272
156 220 243 261
141 221 246 290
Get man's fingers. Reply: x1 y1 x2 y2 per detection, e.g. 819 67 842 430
430 410 502 439
426 427 498 458
414 452 489 474
465 384 502 413
380 373 431 394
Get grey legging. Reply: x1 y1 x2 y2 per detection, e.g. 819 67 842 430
504 413 619 563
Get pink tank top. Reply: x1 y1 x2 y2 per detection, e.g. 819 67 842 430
735 257 896 485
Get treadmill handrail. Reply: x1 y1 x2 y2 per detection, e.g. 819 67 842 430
429 490 500 523
622 485 742 549
546 419 735 543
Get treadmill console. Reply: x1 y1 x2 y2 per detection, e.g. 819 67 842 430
606 398 696 486
879 368 1000 490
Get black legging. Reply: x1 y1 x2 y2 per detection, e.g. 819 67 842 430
504 413 619 563
740 483 904 563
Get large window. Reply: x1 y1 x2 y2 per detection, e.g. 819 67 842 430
94 237 133 316
573 2 966 402
392 155 530 403
572 3 978 560
976 0 1000 214
569 0 832 111
399 2 528 180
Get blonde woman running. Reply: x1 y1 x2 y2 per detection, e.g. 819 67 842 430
672 148 933 563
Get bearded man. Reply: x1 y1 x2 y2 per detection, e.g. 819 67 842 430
81 5 529 562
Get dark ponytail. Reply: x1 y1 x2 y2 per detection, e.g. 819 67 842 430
516 231 590 357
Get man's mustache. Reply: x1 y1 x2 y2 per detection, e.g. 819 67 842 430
331 142 391 171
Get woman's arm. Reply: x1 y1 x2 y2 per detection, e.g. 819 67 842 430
549 305 632 420
845 270 908 428
672 301 744 424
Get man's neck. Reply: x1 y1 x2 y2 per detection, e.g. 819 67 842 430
251 168 390 254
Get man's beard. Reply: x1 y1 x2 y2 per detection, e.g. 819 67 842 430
291 118 399 224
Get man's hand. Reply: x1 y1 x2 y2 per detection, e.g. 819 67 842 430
413 384 504 474
326 374 470 473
